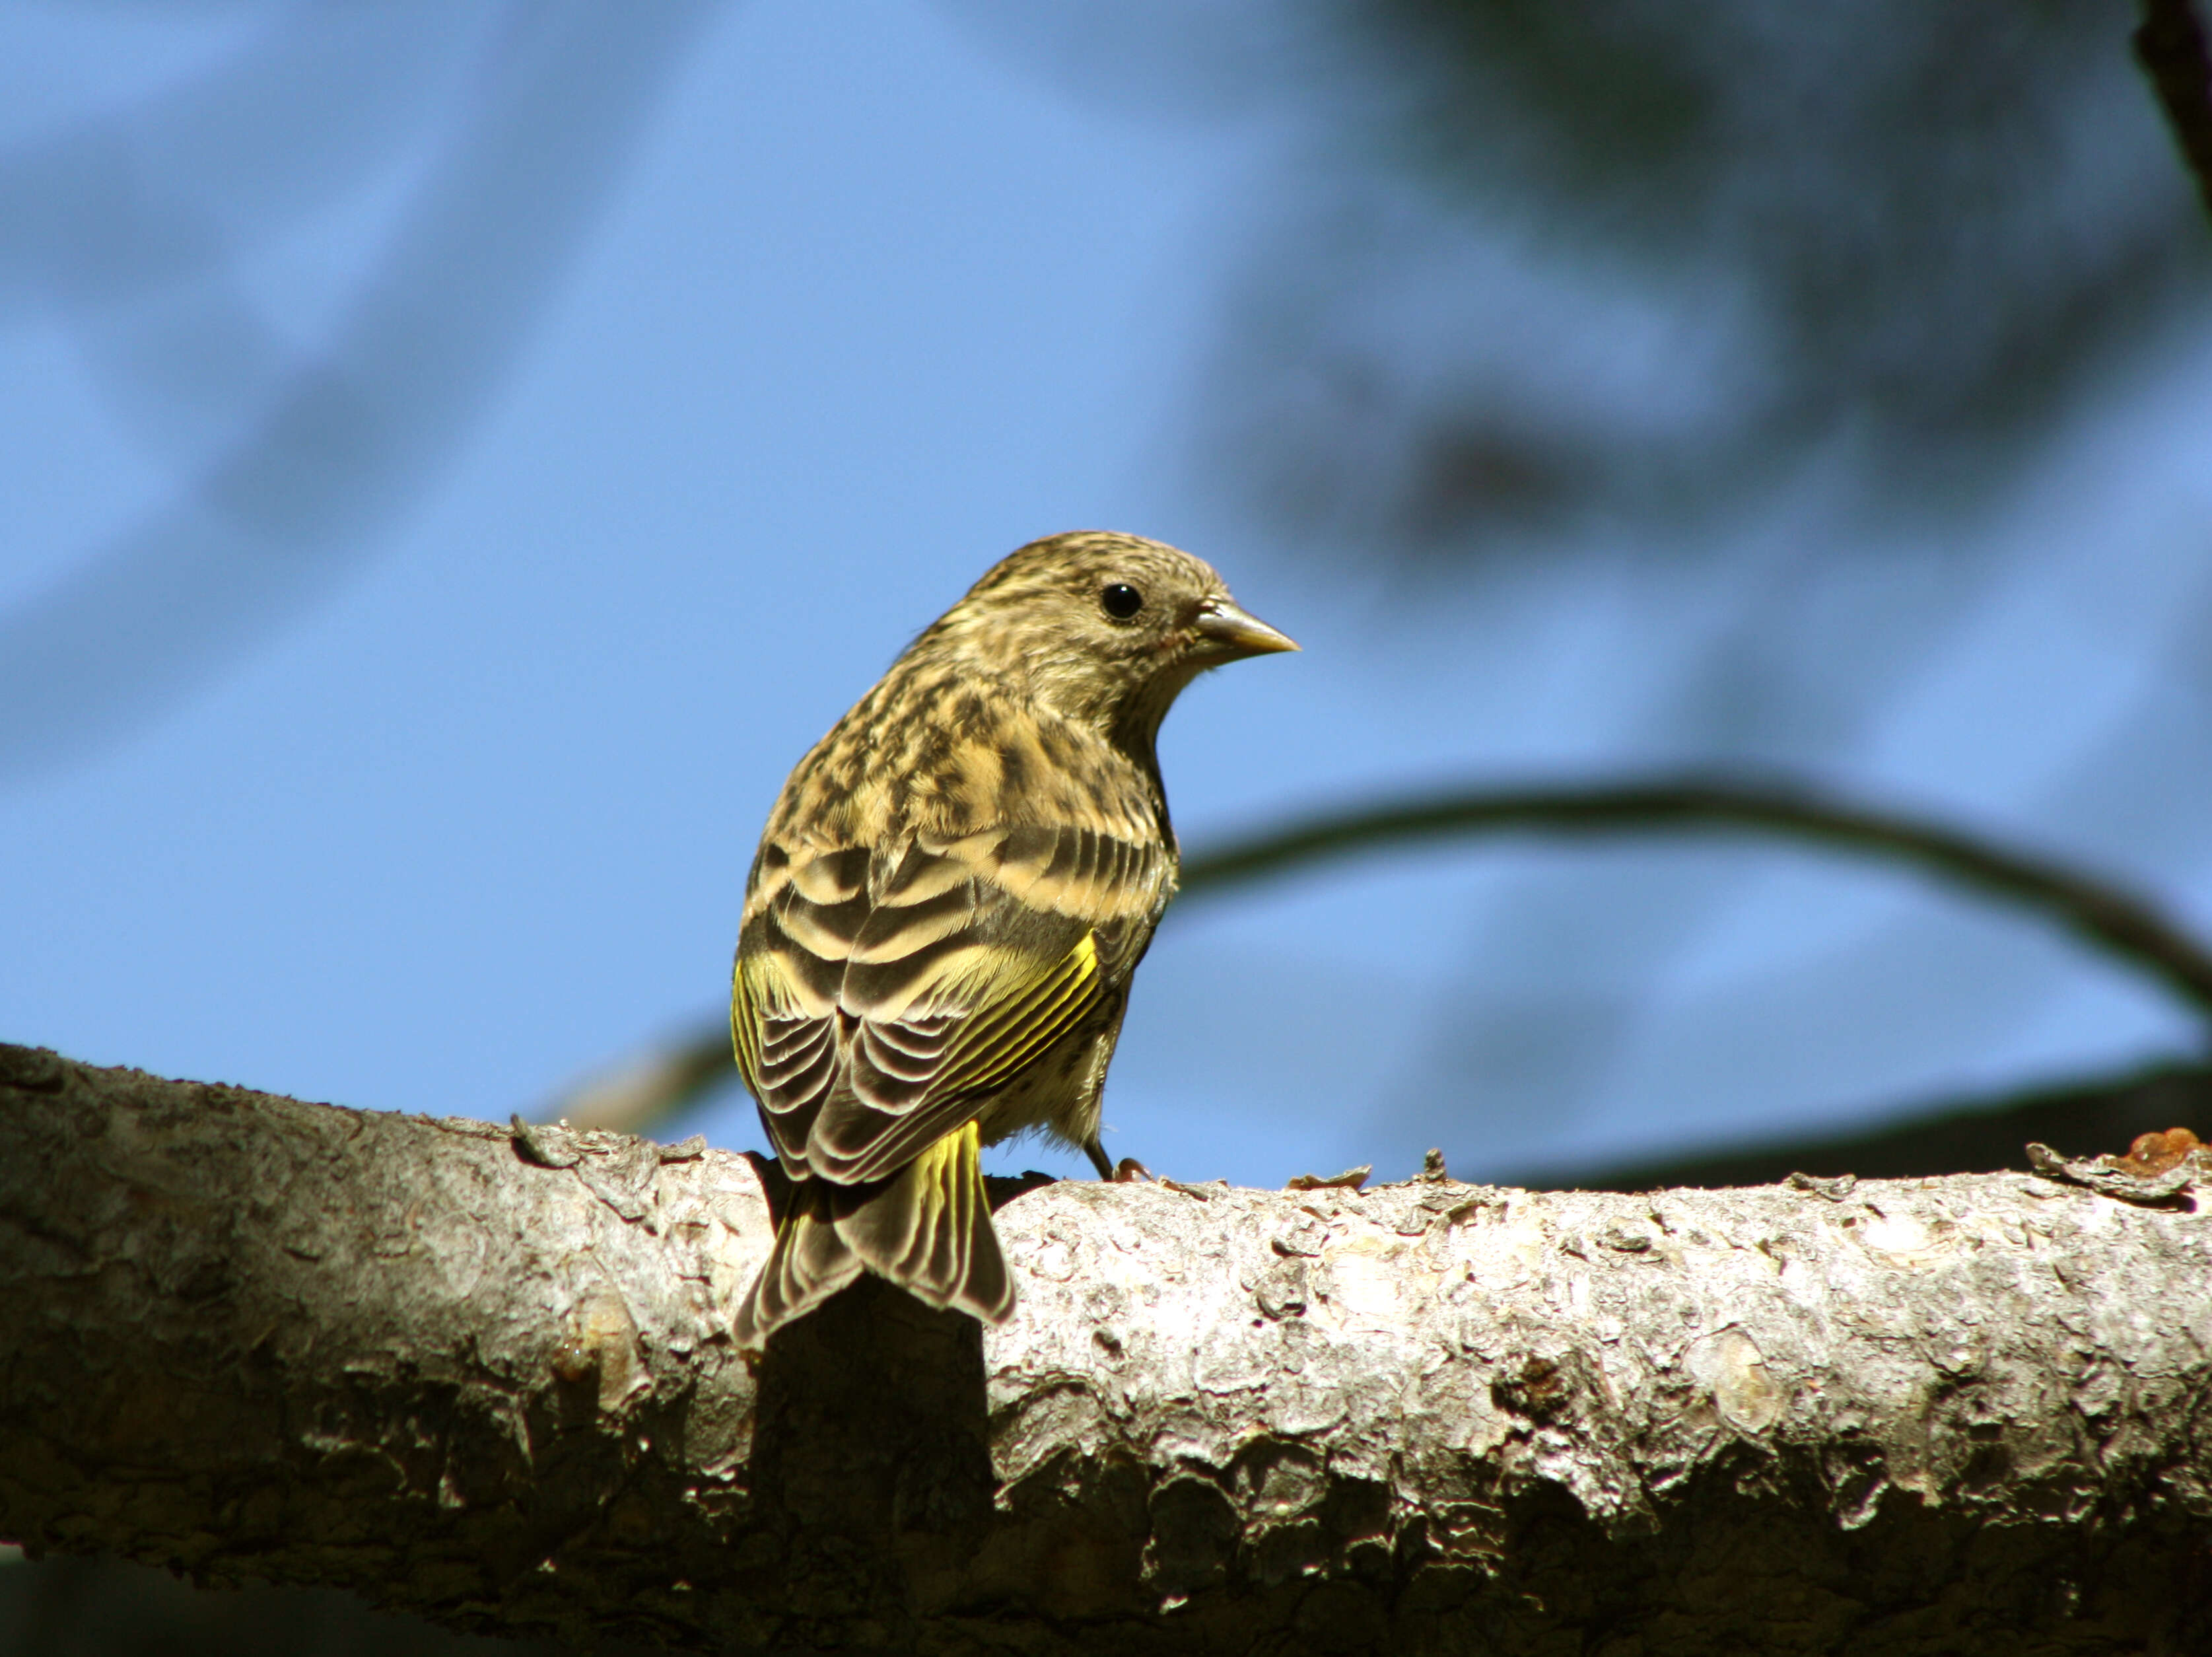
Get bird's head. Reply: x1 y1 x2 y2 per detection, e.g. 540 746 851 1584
927 530 1297 751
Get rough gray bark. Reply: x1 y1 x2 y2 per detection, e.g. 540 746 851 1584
3 1041 2209 1656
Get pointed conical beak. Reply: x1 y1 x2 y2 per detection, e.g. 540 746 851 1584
1193 596 1299 660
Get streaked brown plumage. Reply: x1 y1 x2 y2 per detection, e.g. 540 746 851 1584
730 530 1296 1344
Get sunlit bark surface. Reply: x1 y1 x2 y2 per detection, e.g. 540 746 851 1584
3 1042 2207 1655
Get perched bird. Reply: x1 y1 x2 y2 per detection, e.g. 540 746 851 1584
730 531 1296 1344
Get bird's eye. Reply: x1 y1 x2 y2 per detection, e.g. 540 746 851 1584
1100 582 1144 620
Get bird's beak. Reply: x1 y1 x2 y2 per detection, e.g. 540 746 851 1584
1192 596 1299 660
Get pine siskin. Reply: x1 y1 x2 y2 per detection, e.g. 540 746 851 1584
730 530 1296 1344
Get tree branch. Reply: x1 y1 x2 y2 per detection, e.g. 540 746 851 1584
550 773 2212 1135
5 1043 2210 1652
2137 0 2212 225
1177 775 2212 1026
1564 1060 2212 1194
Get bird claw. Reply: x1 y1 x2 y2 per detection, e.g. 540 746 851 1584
1109 1156 1154 1184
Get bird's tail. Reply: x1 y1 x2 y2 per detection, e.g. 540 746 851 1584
734 1119 1013 1347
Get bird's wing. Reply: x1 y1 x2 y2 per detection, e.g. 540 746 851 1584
732 823 1171 1185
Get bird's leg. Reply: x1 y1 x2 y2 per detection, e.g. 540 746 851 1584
1083 1135 1153 1183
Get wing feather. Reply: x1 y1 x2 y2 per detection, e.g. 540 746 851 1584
732 824 1170 1185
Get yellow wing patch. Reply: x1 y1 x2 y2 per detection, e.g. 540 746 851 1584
931 932 1098 1098
733 824 1146 1183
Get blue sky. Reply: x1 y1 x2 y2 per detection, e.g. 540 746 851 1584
7 1 2211 1191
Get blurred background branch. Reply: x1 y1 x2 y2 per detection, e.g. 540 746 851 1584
1570 1057 2212 1190
549 772 2212 1144
2136 0 2212 223
0 1 726 784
